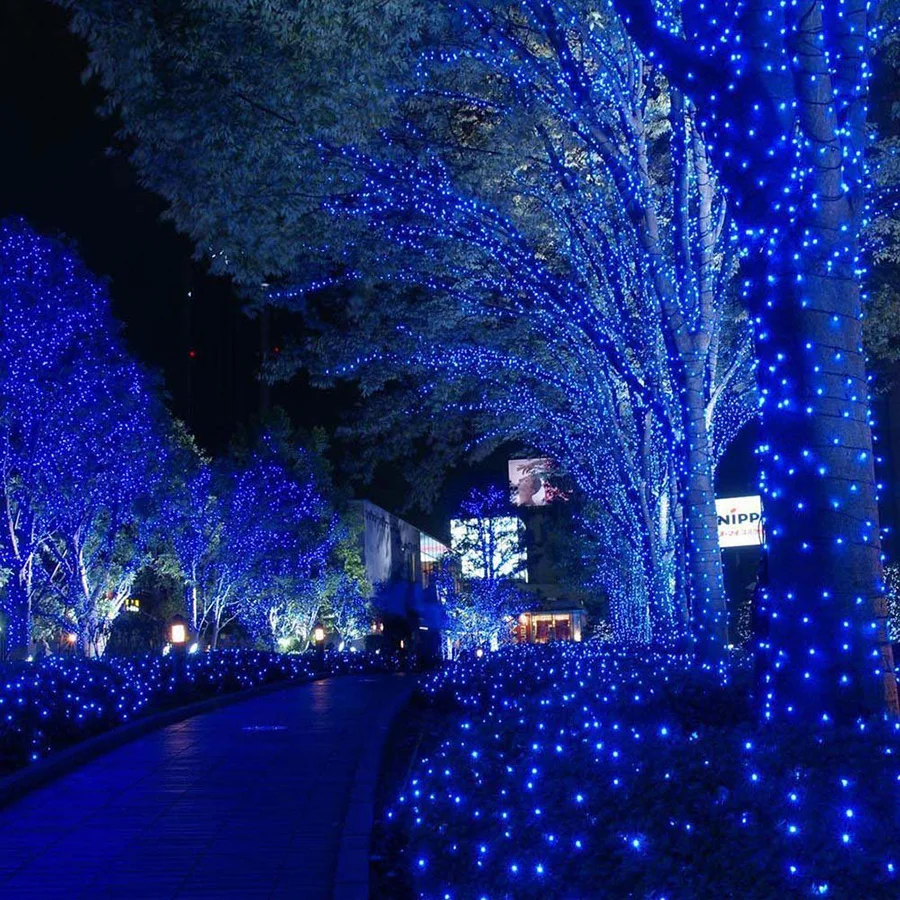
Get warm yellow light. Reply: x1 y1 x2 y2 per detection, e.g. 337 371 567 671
518 613 528 623
171 623 187 644
66 633 77 644
314 626 325 643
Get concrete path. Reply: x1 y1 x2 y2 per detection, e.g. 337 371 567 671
0 674 414 899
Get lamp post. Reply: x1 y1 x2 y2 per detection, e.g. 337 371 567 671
313 622 326 671
168 614 189 681
169 614 188 651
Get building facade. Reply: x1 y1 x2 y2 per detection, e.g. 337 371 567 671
349 500 449 659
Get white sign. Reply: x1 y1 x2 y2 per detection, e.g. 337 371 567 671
716 496 763 548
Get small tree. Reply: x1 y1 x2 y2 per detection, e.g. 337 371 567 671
168 426 338 648
262 574 324 651
445 486 527 651
322 572 371 648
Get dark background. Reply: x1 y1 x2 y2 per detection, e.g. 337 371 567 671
0 0 812 548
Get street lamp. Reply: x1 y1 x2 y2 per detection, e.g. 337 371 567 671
169 615 188 652
312 623 326 670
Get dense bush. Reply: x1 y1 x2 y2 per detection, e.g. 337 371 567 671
390 644 900 899
0 648 395 775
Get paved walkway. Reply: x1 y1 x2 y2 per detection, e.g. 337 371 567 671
0 674 414 899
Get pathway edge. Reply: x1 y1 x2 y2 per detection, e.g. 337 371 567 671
333 673 417 900
0 676 323 811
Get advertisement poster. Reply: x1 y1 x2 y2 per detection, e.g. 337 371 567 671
508 458 569 507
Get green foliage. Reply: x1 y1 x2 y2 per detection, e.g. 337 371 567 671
58 0 440 286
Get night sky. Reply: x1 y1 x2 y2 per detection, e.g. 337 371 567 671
0 0 436 524
1 1 253 449
0 0 761 541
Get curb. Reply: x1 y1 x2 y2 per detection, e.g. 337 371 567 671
333 674 417 900
0 676 325 812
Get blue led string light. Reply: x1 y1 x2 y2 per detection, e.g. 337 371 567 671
612 0 899 718
0 219 167 656
275 3 757 651
391 643 900 897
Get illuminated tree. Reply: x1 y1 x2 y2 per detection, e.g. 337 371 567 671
320 527 374 647
167 459 227 641
862 24 900 385
259 510 372 650
261 549 371 651
260 574 324 651
61 0 760 654
610 0 900 718
87 0 896 713
442 486 528 650
293 6 759 648
61 0 757 653
168 428 338 648
0 219 167 656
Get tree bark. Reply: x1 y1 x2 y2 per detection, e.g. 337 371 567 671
2 577 31 656
612 0 900 719
646 555 678 647
747 244 898 720
637 507 684 646
188 580 199 632
682 362 729 658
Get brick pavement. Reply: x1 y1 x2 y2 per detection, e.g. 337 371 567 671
0 674 414 899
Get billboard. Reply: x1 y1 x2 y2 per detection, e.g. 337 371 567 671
509 458 569 507
450 516 527 581
716 496 763 548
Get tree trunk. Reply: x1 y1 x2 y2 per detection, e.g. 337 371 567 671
611 0 898 720
748 245 899 721
609 540 652 643
682 364 729 658
188 581 198 632
210 617 220 650
2 577 31 657
78 618 103 658
639 516 683 646
671 499 691 638
646 555 678 647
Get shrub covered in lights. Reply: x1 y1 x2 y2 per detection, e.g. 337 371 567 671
388 644 900 898
0 649 394 775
